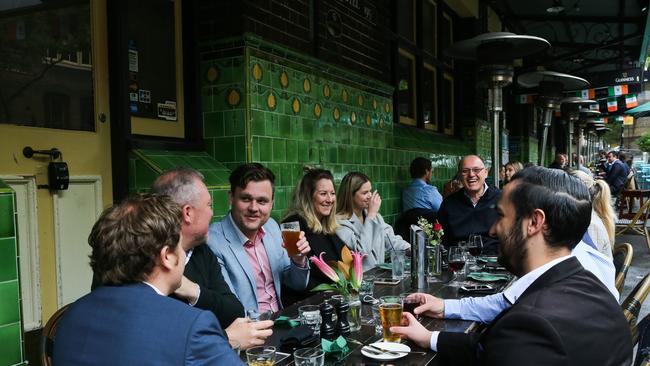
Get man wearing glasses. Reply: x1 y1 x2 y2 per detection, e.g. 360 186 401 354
437 155 501 254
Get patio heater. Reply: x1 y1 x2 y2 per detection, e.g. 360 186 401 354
445 32 550 187
560 97 597 168
517 71 589 167
576 109 601 167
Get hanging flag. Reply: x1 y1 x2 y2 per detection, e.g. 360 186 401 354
625 94 638 108
589 103 600 111
518 94 534 104
579 89 595 99
607 98 618 112
623 115 634 125
608 85 629 96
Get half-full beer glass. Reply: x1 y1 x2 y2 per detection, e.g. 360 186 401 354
280 221 300 256
379 296 403 342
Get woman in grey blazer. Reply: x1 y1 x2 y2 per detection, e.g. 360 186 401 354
336 172 410 271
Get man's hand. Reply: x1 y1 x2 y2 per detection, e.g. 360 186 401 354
225 318 274 350
366 191 382 220
286 231 310 267
408 293 445 319
390 312 432 349
173 276 200 305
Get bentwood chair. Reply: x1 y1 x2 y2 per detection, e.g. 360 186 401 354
634 314 650 366
613 243 634 294
40 304 70 366
621 274 650 345
616 190 650 253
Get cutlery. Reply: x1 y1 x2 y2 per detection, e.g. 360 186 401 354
362 344 427 356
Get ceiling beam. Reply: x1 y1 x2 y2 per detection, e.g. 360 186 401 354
550 32 643 61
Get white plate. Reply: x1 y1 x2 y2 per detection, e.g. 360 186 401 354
361 341 411 360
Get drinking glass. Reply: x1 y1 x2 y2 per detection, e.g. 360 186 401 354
358 276 375 302
467 235 483 271
298 305 322 336
280 221 301 256
371 300 382 334
447 246 466 287
379 296 403 342
246 346 276 366
400 292 421 321
293 348 325 366
390 249 406 279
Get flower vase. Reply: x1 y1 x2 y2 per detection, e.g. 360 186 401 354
347 293 362 332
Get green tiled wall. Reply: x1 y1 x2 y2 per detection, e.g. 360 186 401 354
0 180 24 366
128 150 232 222
200 36 478 224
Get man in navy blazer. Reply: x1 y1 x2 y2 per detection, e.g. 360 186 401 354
392 167 632 365
54 194 243 365
208 163 311 313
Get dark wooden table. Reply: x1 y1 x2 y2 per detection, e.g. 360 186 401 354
259 268 511 365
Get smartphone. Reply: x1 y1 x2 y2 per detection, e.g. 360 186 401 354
459 284 495 294
374 277 401 285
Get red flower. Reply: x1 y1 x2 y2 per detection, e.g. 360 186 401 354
433 222 442 232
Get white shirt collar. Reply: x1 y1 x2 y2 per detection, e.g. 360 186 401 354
503 255 572 304
142 281 165 296
464 182 489 207
185 248 193 264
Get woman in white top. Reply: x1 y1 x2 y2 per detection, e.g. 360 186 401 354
570 170 616 259
335 172 410 270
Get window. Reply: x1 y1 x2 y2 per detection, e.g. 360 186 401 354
441 12 453 66
442 73 454 135
398 0 416 44
398 49 416 125
423 64 437 131
0 2 94 131
423 0 437 56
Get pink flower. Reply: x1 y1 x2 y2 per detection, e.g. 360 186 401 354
433 222 442 232
309 252 340 283
350 251 366 288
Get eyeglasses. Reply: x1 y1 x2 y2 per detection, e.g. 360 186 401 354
460 167 485 176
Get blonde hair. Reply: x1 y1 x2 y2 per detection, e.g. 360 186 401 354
284 169 339 234
569 170 616 245
336 172 370 219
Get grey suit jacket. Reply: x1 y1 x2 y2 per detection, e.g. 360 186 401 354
207 213 309 311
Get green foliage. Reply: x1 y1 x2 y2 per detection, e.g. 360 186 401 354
637 132 650 153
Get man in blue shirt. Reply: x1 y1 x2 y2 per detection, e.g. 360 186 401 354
402 157 443 212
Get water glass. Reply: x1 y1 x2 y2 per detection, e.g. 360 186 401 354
390 249 406 279
246 346 276 366
358 276 374 301
371 300 382 334
298 305 322 336
293 347 325 366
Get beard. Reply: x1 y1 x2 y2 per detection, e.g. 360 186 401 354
497 218 528 277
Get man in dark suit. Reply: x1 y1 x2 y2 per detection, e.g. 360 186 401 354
392 167 632 365
152 167 273 349
54 194 243 365
604 150 629 196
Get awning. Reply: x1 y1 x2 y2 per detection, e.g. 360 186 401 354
626 101 650 115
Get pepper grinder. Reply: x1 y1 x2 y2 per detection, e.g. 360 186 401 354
319 301 337 340
334 298 351 336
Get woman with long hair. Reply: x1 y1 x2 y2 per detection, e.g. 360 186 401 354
336 172 410 270
504 161 524 185
569 170 616 259
282 168 347 301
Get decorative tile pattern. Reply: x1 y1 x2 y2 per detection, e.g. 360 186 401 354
0 183 24 366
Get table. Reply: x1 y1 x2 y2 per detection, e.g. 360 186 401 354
260 267 511 366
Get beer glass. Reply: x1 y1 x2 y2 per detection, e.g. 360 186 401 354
280 221 301 256
379 296 403 342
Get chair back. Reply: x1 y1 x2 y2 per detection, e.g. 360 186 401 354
634 314 650 366
613 243 634 294
618 190 650 221
621 274 650 344
41 304 70 366
394 208 437 240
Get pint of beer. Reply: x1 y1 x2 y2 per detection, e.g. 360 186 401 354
379 296 403 342
280 221 300 256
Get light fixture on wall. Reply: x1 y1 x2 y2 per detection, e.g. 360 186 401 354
547 0 565 13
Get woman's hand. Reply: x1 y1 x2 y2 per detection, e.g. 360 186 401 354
366 191 382 219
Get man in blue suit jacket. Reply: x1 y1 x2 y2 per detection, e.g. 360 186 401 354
208 163 310 313
54 194 243 365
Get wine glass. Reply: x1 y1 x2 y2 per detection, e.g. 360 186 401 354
447 246 466 287
467 235 483 271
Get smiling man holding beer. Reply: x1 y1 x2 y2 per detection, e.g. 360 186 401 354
207 163 311 313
